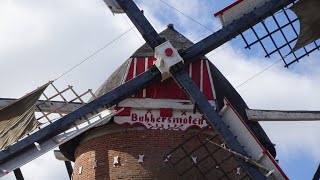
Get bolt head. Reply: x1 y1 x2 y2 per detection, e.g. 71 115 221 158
165 48 173 57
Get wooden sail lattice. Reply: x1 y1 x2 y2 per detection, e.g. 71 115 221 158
0 82 118 177
164 126 250 180
239 2 320 67
35 82 96 124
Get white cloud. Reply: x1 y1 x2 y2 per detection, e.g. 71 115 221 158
0 2 48 53
0 1 141 179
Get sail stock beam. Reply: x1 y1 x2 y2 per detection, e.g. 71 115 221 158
247 109 320 122
0 68 160 164
116 0 165 50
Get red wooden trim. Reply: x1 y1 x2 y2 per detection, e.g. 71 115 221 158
202 60 214 100
135 58 146 98
224 98 289 179
214 0 244 17
115 107 131 116
160 108 173 117
192 60 201 90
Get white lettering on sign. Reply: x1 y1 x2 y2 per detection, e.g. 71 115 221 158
114 109 208 131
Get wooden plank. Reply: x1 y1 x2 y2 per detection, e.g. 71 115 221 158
214 0 271 26
0 98 83 114
246 109 320 121
118 98 216 110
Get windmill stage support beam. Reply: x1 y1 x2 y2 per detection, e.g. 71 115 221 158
64 161 73 180
13 168 24 180
116 0 164 50
170 63 265 179
0 66 161 163
247 109 320 121
180 0 295 63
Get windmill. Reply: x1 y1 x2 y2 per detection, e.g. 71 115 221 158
0 0 319 179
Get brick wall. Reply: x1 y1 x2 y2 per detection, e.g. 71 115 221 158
72 126 247 180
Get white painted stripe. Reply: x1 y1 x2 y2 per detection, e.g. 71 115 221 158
133 58 137 78
143 57 148 97
121 58 132 84
200 60 204 92
132 58 137 98
145 57 148 71
205 60 216 99
189 63 192 78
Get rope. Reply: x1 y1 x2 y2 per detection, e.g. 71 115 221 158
54 27 135 81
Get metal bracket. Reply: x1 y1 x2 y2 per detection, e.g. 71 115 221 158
103 0 124 14
154 41 184 81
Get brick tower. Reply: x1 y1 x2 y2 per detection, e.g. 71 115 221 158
59 24 278 179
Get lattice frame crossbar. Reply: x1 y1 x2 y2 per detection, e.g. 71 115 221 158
35 82 96 124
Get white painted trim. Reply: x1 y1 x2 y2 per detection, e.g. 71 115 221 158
121 58 131 85
221 100 287 179
114 109 208 131
143 57 148 98
118 98 216 110
132 58 137 98
205 60 216 99
133 57 137 78
216 0 271 26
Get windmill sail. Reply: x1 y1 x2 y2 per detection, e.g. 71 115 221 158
290 0 320 52
0 83 48 149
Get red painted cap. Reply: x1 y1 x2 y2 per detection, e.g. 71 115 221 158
165 48 173 57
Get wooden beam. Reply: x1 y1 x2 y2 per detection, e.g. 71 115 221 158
13 168 24 180
246 109 320 121
64 161 73 180
313 163 320 180
170 63 265 179
0 98 83 114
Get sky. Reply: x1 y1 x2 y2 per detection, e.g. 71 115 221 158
0 0 319 179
